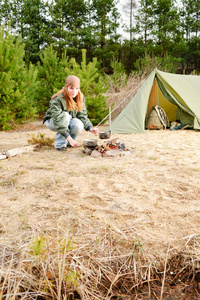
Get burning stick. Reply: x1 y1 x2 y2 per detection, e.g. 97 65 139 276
95 139 128 155
104 138 128 151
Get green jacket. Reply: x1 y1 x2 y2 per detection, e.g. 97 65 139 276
43 94 93 138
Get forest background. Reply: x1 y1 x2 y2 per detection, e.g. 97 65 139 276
0 0 199 130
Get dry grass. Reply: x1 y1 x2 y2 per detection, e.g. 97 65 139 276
106 74 146 121
1 78 200 298
0 229 200 299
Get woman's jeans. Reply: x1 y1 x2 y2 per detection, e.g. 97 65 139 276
45 112 84 148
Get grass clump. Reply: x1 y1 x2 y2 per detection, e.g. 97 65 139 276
0 233 81 299
0 177 17 187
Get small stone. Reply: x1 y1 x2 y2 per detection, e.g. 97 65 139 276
103 149 120 157
119 151 131 157
85 147 93 155
91 150 102 158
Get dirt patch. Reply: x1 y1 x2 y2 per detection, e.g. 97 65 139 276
0 120 200 298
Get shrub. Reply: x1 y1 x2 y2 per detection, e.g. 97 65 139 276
134 52 182 76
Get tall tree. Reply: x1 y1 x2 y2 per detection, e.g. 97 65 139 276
49 0 88 61
134 0 155 46
151 0 181 56
180 0 200 40
90 0 121 69
13 0 50 64
121 0 136 43
180 0 200 72
63 0 87 48
48 0 69 57
0 0 12 27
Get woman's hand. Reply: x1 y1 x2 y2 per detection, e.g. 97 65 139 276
66 136 79 148
90 127 99 134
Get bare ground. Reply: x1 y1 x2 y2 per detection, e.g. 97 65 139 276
0 120 200 298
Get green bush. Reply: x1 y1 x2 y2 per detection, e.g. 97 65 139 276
134 52 182 76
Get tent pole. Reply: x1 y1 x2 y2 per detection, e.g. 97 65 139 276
109 106 111 133
156 81 159 106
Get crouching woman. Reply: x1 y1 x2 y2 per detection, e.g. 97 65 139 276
43 75 98 151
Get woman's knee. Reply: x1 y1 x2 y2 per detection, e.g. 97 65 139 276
70 118 84 134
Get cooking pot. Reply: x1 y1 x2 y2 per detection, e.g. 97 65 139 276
83 139 98 148
99 130 111 139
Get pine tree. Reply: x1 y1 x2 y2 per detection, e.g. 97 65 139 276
0 24 39 130
134 0 155 46
49 0 88 61
12 0 50 64
0 0 12 26
180 0 200 72
36 45 70 113
151 0 181 56
121 0 137 43
90 0 121 70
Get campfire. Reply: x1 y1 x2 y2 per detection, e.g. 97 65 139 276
82 138 130 157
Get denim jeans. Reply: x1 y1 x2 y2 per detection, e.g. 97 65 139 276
45 112 84 148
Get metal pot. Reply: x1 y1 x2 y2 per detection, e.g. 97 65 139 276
83 139 98 148
99 131 111 139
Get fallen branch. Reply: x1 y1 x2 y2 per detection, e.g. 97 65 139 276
0 144 38 160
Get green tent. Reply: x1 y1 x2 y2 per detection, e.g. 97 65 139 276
111 69 200 133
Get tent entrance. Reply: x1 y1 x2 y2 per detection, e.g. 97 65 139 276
146 80 177 123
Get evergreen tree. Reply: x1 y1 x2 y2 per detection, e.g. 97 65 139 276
122 0 136 42
134 0 155 46
48 0 70 57
151 0 181 56
0 24 39 130
180 0 200 40
180 0 200 72
63 0 87 49
36 45 70 113
49 0 88 62
90 0 121 70
0 0 12 26
13 0 50 64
